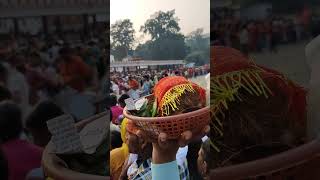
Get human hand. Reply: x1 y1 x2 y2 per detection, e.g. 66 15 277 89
137 125 210 164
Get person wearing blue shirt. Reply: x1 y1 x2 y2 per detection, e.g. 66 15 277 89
137 126 210 180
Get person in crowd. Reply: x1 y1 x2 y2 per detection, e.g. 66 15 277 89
127 76 140 100
118 94 130 108
110 94 123 125
25 53 56 105
128 76 139 90
110 118 130 180
119 120 190 180
186 140 203 180
140 75 152 97
136 124 210 180
0 101 42 180
25 100 64 147
111 130 123 149
3 55 30 118
111 79 120 97
197 139 213 180
57 47 93 92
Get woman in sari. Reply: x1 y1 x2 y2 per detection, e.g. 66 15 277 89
110 118 129 180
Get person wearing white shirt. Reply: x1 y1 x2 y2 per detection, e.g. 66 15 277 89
3 62 30 120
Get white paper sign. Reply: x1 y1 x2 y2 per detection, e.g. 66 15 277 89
46 115 82 154
80 115 107 154
125 98 136 111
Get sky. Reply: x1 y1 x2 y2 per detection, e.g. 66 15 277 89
110 0 210 43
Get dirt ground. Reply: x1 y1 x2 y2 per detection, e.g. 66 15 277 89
251 41 311 88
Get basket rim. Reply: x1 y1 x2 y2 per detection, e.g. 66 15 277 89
123 105 210 122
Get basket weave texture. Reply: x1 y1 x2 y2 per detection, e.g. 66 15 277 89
123 105 210 140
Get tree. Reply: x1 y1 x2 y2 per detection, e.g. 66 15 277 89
137 10 188 60
186 28 209 52
110 19 135 60
185 51 208 66
111 45 127 61
140 10 180 40
185 28 210 65
135 34 188 60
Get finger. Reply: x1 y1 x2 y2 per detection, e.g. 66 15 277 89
157 132 169 149
178 131 192 147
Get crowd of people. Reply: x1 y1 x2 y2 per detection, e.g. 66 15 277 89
0 35 108 180
110 66 209 98
109 66 209 124
109 65 210 180
212 9 320 55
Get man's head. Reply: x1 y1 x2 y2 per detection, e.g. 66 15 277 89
197 139 213 179
111 130 122 150
110 94 118 107
0 101 22 143
143 75 149 82
25 100 64 147
125 120 152 157
118 94 130 108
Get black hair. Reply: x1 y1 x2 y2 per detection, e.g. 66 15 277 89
0 148 8 180
111 130 122 149
201 139 214 170
110 94 118 106
25 100 64 130
0 101 22 143
0 86 12 102
118 94 130 108
187 140 203 180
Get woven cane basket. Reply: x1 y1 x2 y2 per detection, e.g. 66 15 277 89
123 95 210 140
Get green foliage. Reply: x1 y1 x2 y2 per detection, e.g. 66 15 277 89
110 19 135 60
136 10 188 60
140 10 181 40
136 34 188 60
185 28 210 65
110 45 127 61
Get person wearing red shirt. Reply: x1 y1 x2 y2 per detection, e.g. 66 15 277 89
128 76 139 90
58 47 93 92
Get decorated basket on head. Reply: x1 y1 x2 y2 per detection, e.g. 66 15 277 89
123 76 210 140
208 46 307 168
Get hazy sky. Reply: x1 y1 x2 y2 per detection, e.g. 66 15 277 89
110 0 210 42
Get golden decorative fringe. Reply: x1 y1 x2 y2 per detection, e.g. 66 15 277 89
210 68 272 152
159 83 196 116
